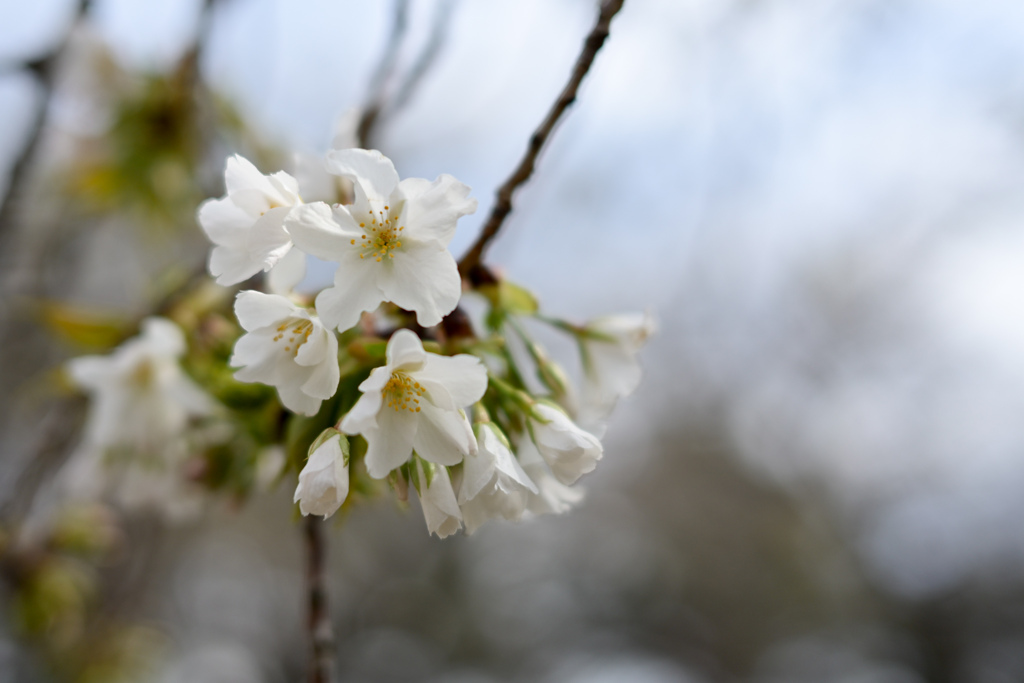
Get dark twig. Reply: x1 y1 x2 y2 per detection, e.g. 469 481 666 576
388 0 458 114
0 0 91 242
356 0 411 148
304 516 335 683
457 0 626 278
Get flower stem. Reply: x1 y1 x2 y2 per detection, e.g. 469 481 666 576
457 0 628 277
304 515 335 683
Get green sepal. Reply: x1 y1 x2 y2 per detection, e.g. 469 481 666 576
308 428 349 467
482 280 539 330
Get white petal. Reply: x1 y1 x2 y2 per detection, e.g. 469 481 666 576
325 148 400 199
277 377 323 416
267 247 307 296
267 170 301 204
293 320 327 367
166 376 215 416
66 355 110 389
140 318 186 358
413 403 474 466
246 206 293 269
234 291 297 332
209 244 262 286
284 202 358 261
314 267 383 332
229 326 277 369
295 434 348 517
530 405 603 486
300 334 340 400
197 196 250 245
224 154 271 194
459 442 496 504
363 408 417 478
380 244 461 328
341 371 386 433
414 354 487 410
417 461 462 538
395 173 477 246
385 329 426 370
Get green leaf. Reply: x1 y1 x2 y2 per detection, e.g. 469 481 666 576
37 302 130 350
499 281 539 315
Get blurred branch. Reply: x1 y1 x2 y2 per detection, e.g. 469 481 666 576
388 0 458 115
1 396 86 522
357 0 458 148
304 516 335 683
0 0 91 243
356 0 411 148
457 0 626 279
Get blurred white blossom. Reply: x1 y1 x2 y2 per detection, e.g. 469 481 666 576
518 439 586 516
529 403 603 486
458 422 537 534
416 459 462 539
63 317 214 517
579 311 656 425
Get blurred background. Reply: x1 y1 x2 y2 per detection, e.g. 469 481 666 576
3 0 1024 681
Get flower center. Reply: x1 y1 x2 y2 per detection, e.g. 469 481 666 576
272 319 314 356
129 359 155 389
384 371 424 412
352 206 404 263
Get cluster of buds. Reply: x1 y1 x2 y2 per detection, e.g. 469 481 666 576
63 145 654 537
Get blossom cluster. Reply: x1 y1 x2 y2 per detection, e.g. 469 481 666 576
64 145 653 537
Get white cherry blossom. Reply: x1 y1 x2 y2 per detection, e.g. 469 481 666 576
416 459 462 538
341 329 486 479
458 422 537 534
285 149 476 331
294 430 349 518
518 439 585 516
579 311 656 423
229 291 340 416
528 403 603 486
198 154 304 286
63 317 214 516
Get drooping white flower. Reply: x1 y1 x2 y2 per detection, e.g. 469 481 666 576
229 291 340 416
285 149 476 331
458 422 537 534
416 459 462 538
294 430 349 518
198 154 305 286
579 311 656 423
517 439 585 516
528 403 603 486
341 329 486 479
63 317 214 516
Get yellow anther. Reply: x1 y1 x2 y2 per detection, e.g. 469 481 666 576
383 372 427 413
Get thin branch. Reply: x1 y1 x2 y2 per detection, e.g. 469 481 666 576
356 0 411 148
388 0 458 114
457 0 626 280
304 516 335 683
0 0 91 242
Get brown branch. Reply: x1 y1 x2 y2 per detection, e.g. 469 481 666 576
388 0 458 115
0 0 91 243
304 515 335 683
457 0 626 280
356 0 411 148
